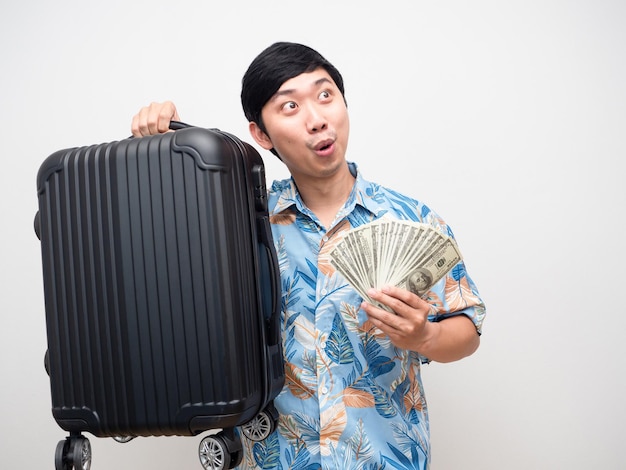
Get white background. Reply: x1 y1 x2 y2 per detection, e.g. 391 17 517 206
1 1 624 468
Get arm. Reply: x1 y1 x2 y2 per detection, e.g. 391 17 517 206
361 285 480 363
131 101 180 136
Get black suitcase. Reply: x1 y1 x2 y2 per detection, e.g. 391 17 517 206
35 123 284 470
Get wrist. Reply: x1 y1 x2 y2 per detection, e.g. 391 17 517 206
414 320 440 355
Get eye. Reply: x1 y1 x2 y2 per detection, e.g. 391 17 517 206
319 90 331 101
281 101 297 113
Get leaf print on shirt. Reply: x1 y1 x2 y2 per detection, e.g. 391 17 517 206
387 420 430 469
383 188 424 221
387 420 430 467
347 418 375 463
252 431 282 469
339 302 362 332
358 319 389 343
298 261 320 310
270 210 296 226
275 234 289 274
372 383 398 419
444 275 478 312
285 440 320 470
340 302 393 352
267 418 322 469
282 412 322 457
318 220 350 277
342 386 375 408
278 414 305 446
320 403 347 456
325 313 355 364
359 339 396 379
450 261 466 282
291 314 317 351
296 261 318 292
327 444 356 470
347 373 398 419
283 306 319 399
327 419 376 470
283 275 304 315
381 442 427 470
295 213 321 234
346 207 376 228
285 360 316 400
421 291 444 317
364 182 387 204
399 365 424 424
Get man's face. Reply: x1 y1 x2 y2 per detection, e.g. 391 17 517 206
250 68 350 183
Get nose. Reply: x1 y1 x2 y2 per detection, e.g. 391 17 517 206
307 105 327 133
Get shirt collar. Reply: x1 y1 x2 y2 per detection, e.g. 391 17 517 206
270 162 380 219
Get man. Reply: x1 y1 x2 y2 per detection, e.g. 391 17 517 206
132 42 486 469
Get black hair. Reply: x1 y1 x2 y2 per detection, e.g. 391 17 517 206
241 42 345 136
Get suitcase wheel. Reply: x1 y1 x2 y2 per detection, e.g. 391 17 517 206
55 435 91 470
240 405 278 442
198 434 232 470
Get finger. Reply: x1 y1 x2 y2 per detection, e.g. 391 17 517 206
379 285 425 310
153 101 179 134
146 103 162 135
361 301 405 331
131 101 181 137
135 106 152 136
130 106 149 136
130 113 141 137
366 289 411 318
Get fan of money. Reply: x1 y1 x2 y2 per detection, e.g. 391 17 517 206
329 219 462 304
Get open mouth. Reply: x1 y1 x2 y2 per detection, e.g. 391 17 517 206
315 139 334 152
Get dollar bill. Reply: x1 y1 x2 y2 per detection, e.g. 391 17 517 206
329 219 463 304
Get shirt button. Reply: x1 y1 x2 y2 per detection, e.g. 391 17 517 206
321 288 327 296
321 386 328 394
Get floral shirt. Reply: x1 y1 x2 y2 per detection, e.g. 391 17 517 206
237 162 486 469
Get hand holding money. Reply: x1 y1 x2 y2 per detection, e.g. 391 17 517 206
329 219 462 309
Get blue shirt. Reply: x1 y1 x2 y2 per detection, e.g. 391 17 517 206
237 162 486 469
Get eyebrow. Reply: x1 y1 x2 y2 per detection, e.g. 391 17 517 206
269 77 333 102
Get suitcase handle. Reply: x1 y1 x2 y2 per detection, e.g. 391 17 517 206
258 216 281 346
127 120 192 139
169 120 192 131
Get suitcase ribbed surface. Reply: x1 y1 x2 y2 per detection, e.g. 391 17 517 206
37 130 266 437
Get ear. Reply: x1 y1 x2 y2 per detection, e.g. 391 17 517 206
248 122 274 150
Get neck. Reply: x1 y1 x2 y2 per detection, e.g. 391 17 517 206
294 166 355 228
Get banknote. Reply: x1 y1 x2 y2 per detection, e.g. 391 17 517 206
329 220 462 307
